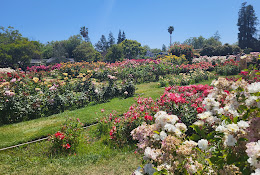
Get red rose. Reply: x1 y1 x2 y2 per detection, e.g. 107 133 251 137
144 115 153 121
196 107 204 114
65 143 71 149
55 131 62 137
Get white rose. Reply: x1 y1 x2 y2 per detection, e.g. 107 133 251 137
226 124 239 133
247 82 260 93
152 133 160 141
160 131 167 140
193 120 204 126
164 123 176 133
174 128 182 137
225 134 237 146
197 112 212 120
216 125 227 133
198 139 208 151
175 123 187 132
237 120 249 129
154 111 167 118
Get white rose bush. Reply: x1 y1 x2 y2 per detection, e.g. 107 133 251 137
131 77 260 175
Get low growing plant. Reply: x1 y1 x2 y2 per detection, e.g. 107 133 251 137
49 117 84 154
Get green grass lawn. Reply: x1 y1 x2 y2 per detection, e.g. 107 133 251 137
0 125 142 175
0 82 165 148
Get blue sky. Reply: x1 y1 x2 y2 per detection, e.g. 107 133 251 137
1 0 260 49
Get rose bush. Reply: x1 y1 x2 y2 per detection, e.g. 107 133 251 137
132 77 260 175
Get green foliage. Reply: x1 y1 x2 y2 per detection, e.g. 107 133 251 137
117 30 126 44
0 26 41 69
73 42 101 62
64 35 83 58
162 44 167 52
105 44 124 62
80 26 90 42
121 39 146 59
232 45 242 54
237 2 259 50
215 59 240 76
95 35 108 53
169 44 194 63
183 35 221 50
41 35 82 60
200 44 242 56
49 117 83 154
107 32 115 48
205 37 222 47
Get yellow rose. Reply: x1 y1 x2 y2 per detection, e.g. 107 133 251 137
33 77 39 83
63 73 68 76
35 88 41 91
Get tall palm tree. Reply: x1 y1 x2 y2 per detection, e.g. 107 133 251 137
80 26 89 42
168 26 174 46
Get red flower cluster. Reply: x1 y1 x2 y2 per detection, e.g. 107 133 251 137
55 131 65 140
26 64 61 72
63 143 71 149
158 84 213 110
179 62 214 71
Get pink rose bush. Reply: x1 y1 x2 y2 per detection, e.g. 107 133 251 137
131 77 260 174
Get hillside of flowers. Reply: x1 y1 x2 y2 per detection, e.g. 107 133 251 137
93 53 260 175
129 77 260 175
0 53 258 126
97 72 260 174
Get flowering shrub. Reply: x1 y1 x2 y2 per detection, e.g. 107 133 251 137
158 69 216 87
132 77 260 175
157 84 212 135
169 44 194 63
192 55 236 64
160 54 188 65
49 117 83 154
104 84 213 147
0 70 135 125
179 61 214 72
215 59 240 76
108 97 159 147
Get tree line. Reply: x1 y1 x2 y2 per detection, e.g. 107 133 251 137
0 2 259 69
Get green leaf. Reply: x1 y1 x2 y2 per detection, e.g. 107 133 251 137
190 125 206 138
238 137 248 142
153 131 160 135
206 132 215 140
189 134 200 141
233 116 239 123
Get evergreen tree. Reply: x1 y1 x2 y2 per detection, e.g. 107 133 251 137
162 44 167 52
122 31 126 41
108 32 115 48
237 2 258 50
95 35 108 53
213 31 221 42
117 30 122 44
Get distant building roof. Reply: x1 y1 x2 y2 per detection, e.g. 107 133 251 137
46 57 75 64
30 59 42 64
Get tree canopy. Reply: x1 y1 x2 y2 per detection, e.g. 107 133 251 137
0 26 41 69
237 2 259 50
